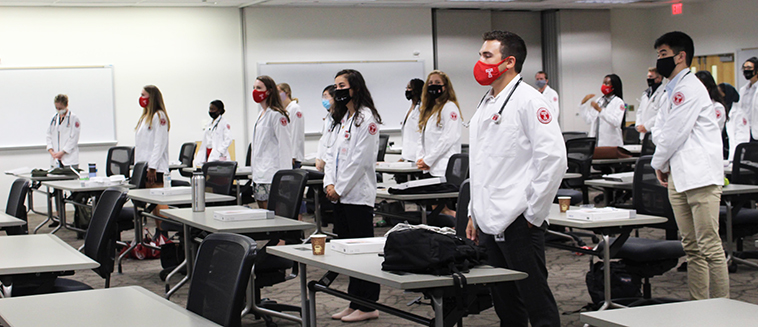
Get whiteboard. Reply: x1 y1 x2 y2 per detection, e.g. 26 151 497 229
258 61 425 134
0 66 116 149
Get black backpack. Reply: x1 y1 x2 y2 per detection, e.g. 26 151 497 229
585 259 641 306
382 228 487 276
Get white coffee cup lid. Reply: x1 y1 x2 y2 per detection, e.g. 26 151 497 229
312 234 327 238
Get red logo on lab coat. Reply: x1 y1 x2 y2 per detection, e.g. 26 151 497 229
620 104 626 111
537 108 552 124
368 122 378 135
226 124 231 129
715 109 722 119
160 118 167 126
673 92 685 105
744 118 748 126
296 111 302 118
280 117 288 126
450 112 458 121
75 121 80 128
553 97 557 102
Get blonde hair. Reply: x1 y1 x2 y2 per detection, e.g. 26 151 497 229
277 83 299 103
136 85 171 131
54 94 68 106
418 70 462 131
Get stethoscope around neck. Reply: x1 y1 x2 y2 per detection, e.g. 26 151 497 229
325 112 356 148
476 77 522 124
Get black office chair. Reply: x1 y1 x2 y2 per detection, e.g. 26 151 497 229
106 146 133 179
562 131 588 142
557 137 596 205
633 156 678 240
203 161 238 199
377 134 390 162
3 179 30 236
187 233 257 327
117 162 147 233
460 143 469 154
445 153 469 189
718 142 758 271
239 143 255 204
174 142 198 186
455 179 471 237
623 126 641 145
640 132 656 156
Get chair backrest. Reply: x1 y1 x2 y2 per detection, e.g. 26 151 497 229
623 126 640 145
83 187 129 282
202 161 238 196
563 131 588 142
461 143 469 154
455 179 471 238
179 142 198 178
130 162 149 208
187 233 257 327
268 169 308 220
245 143 252 167
632 156 677 230
565 137 596 188
106 146 134 179
377 134 390 162
732 142 758 185
4 179 30 235
641 132 656 156
445 153 469 188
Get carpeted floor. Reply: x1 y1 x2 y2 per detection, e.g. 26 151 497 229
27 203 758 327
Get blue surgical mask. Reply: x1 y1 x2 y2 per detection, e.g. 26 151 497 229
535 80 547 89
322 98 331 110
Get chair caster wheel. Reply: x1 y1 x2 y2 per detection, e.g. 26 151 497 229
728 262 738 273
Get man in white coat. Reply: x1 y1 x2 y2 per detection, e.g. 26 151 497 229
467 30 565 327
636 67 666 141
652 31 728 300
46 94 81 169
535 71 560 120
738 57 758 142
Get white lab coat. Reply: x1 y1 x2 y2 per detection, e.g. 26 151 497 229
323 107 379 207
251 108 292 184
195 115 232 166
286 101 305 162
416 101 462 177
580 95 625 147
726 104 751 162
45 110 81 167
541 84 560 120
135 112 170 174
714 101 726 131
651 70 723 193
739 81 758 139
316 113 334 161
468 75 567 235
400 103 421 162
636 82 667 140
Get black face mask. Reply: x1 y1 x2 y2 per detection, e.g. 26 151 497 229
209 111 220 119
405 90 413 101
334 88 352 105
427 84 444 99
656 56 676 79
744 69 755 80
646 78 656 87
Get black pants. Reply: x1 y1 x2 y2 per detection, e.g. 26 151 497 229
480 215 560 327
333 203 380 312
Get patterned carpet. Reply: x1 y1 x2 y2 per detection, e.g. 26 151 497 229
28 205 758 327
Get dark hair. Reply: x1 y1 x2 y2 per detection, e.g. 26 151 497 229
536 71 548 79
482 30 527 73
654 31 694 67
743 57 758 70
409 78 424 103
696 70 726 111
719 82 740 114
210 99 225 115
331 69 382 128
605 74 623 100
322 84 336 97
256 75 289 122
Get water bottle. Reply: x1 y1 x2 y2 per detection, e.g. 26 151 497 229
88 163 97 178
163 173 172 190
191 172 205 212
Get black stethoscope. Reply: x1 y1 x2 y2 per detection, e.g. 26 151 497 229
325 112 357 148
209 115 222 132
476 77 522 124
50 110 71 128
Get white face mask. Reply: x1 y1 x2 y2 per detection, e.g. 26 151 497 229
57 109 67 115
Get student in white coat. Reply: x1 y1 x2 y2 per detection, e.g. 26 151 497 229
46 94 81 169
400 78 424 162
195 100 232 166
739 57 758 141
324 69 382 323
580 74 626 147
278 83 304 167
251 76 292 210
652 31 728 300
636 67 666 140
695 71 727 131
466 30 564 327
416 70 462 177
316 84 336 172
135 85 171 234
535 71 560 120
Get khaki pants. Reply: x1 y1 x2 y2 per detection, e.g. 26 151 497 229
668 177 729 300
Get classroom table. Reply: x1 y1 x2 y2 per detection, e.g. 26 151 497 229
10 172 78 229
0 286 221 327
591 157 639 165
0 212 26 228
547 204 666 312
375 183 458 225
580 298 758 327
375 164 422 174
268 244 527 327
0 234 99 297
160 206 314 322
564 172 583 179
40 180 134 234
385 147 402 155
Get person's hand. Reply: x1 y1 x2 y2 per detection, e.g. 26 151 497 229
53 151 65 160
315 159 325 172
466 217 478 245
581 94 595 104
147 168 157 184
591 101 602 112
636 125 647 133
325 184 340 202
416 159 430 170
655 169 668 188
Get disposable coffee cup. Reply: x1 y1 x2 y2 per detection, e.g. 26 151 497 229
311 234 327 255
558 196 571 213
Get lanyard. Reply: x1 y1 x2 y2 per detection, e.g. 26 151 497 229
210 116 222 132
476 77 522 124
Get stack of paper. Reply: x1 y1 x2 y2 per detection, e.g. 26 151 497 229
330 237 386 254
602 172 635 183
149 186 192 196
390 177 446 190
376 162 415 169
213 208 274 221
566 207 635 221
4 167 31 175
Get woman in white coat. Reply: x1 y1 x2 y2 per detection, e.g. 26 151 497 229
135 85 170 234
46 94 81 169
251 75 292 210
316 84 336 172
580 74 626 147
695 71 727 131
416 70 462 176
324 69 382 323
278 83 304 167
195 100 232 166
400 78 424 162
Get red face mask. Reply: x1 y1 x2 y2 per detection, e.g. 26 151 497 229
252 90 268 103
473 57 509 86
139 96 149 108
601 85 613 95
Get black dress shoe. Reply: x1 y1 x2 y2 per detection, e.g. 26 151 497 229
49 221 59 227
